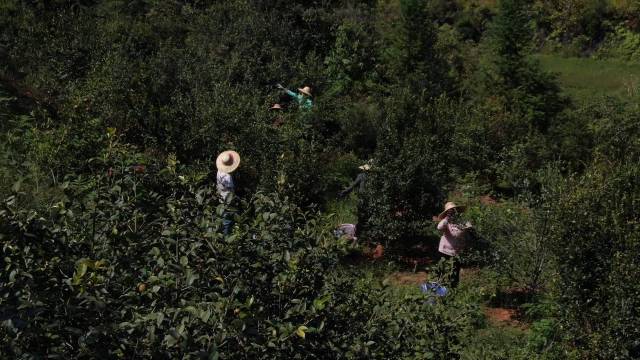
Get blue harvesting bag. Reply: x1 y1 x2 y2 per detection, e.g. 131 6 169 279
420 282 448 304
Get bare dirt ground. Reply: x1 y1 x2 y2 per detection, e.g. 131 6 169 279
483 306 527 329
384 267 528 330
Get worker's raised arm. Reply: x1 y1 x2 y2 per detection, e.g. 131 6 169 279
339 175 363 198
339 181 356 197
437 218 449 232
285 89 300 99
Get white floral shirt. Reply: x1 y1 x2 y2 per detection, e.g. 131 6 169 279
216 170 235 204
437 217 471 256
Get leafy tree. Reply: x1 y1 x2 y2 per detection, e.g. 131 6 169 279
377 0 453 98
549 161 640 358
363 95 456 247
324 20 378 97
480 0 566 135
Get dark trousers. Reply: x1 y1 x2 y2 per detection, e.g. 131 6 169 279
444 255 462 288
222 210 234 236
356 199 369 238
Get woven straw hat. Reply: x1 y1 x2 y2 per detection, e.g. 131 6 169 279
298 86 313 97
270 103 283 110
437 202 465 221
358 159 373 171
216 150 241 173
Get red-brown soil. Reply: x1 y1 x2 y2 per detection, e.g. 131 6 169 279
483 306 528 329
479 195 498 205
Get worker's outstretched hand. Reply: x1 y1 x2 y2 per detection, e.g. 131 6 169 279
276 83 285 90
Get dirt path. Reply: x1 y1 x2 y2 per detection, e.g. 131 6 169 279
483 306 528 329
384 268 528 331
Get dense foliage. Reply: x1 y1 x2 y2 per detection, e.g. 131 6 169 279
1 0 639 358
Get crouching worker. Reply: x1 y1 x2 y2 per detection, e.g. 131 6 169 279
216 150 240 236
270 103 286 127
436 202 472 288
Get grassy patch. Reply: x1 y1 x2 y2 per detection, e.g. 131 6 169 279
536 54 640 101
325 195 358 226
461 324 530 359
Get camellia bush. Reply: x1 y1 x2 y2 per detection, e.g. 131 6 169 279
0 133 340 358
548 161 640 358
362 95 459 247
0 137 481 359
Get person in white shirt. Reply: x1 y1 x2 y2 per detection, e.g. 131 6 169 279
436 202 472 288
216 150 240 235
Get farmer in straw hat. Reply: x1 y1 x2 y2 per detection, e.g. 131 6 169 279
276 83 313 110
339 163 371 198
436 201 472 288
339 161 372 237
270 103 286 127
216 150 240 236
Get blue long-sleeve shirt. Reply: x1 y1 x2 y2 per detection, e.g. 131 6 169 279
285 89 313 110
342 173 367 196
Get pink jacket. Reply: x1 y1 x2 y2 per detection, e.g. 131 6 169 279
437 217 468 256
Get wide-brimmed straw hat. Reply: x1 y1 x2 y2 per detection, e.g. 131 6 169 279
298 86 313 97
270 103 283 110
358 159 373 171
216 150 241 173
437 202 465 221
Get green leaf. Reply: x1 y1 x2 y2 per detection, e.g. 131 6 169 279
313 294 331 311
11 179 22 192
186 270 198 286
209 349 219 360
77 263 88 278
295 325 308 339
9 269 17 282
200 309 211 323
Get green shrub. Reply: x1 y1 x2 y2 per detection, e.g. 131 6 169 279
549 162 640 358
0 141 345 358
324 20 379 97
463 196 556 292
324 268 482 359
478 0 567 138
0 137 485 359
597 25 640 61
362 95 457 246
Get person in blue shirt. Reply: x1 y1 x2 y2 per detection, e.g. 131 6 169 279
339 163 369 198
277 83 313 110
339 162 372 237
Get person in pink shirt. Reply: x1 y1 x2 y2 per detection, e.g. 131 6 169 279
436 202 472 288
